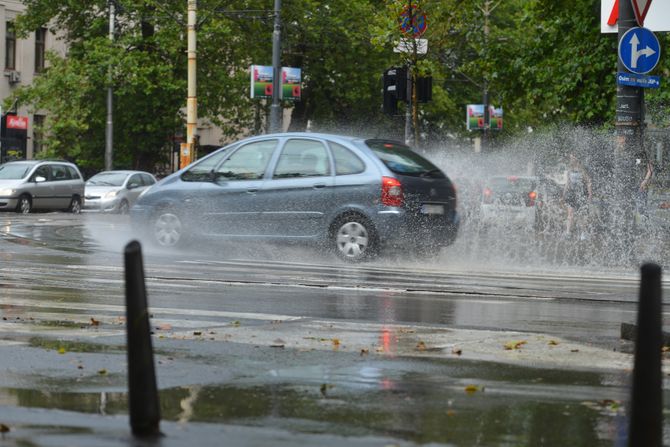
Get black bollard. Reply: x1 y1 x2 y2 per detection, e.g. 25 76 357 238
628 263 663 447
125 240 161 437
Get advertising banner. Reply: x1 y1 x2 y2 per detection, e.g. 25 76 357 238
251 65 302 100
466 105 503 130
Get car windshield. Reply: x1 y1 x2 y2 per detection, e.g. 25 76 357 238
487 177 537 192
0 163 32 180
365 140 445 178
86 172 128 186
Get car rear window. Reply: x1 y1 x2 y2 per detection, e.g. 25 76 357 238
364 140 444 178
487 177 536 192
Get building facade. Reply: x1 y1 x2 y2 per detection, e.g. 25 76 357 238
0 1 66 161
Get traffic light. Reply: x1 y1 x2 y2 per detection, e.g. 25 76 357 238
416 76 432 103
382 67 407 115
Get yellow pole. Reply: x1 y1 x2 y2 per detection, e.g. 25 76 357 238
182 0 197 169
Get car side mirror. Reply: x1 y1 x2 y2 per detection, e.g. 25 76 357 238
34 176 46 183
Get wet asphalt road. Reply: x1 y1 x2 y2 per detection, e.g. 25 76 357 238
0 212 668 446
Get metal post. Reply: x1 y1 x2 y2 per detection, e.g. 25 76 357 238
124 241 161 437
404 0 412 146
184 0 197 168
104 0 115 171
269 0 282 133
628 263 663 447
614 0 643 249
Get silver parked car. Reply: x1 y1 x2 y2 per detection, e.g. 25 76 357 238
0 160 85 213
130 132 460 261
84 170 157 214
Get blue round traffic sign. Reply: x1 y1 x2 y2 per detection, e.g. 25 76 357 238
618 27 661 74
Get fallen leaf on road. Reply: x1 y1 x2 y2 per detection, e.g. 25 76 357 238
504 340 527 350
98 369 107 375
90 317 100 326
271 338 285 348
58 347 66 355
332 338 340 348
320 383 334 397
548 340 559 346
416 341 427 351
0 423 9 433
360 349 369 356
465 384 483 394
452 348 462 356
193 331 202 336
571 349 580 353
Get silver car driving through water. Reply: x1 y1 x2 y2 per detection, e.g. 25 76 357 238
130 133 460 261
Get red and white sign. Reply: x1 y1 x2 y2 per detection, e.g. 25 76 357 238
6 115 28 130
631 0 652 26
601 0 670 32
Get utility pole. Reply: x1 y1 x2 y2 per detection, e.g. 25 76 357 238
614 0 643 247
105 0 115 171
480 0 500 151
269 0 282 133
181 0 197 169
404 0 413 146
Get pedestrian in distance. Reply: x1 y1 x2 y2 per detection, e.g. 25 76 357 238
562 152 592 237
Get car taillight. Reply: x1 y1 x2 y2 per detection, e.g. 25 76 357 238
482 187 493 204
381 176 403 207
527 191 537 207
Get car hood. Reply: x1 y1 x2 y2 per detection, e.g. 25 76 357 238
0 179 26 189
85 185 122 195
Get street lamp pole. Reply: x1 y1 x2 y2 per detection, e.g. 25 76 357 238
105 0 115 171
269 0 282 133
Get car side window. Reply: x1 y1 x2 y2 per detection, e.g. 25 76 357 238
127 174 142 188
66 166 81 180
273 139 330 178
181 148 232 182
32 165 50 181
330 142 365 175
51 164 71 181
140 174 156 185
214 140 277 181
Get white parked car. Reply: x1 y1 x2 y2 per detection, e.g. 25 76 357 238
84 170 157 214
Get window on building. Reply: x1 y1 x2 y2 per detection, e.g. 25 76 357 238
5 22 16 70
35 27 47 73
33 115 45 154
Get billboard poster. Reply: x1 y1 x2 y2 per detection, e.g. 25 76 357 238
466 104 503 130
250 65 274 99
251 65 302 100
281 67 301 100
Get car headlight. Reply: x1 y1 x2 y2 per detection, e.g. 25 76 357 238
0 189 15 196
104 190 119 199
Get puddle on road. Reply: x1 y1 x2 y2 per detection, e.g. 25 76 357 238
1 363 667 446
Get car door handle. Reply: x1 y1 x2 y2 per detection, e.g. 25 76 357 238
247 188 259 194
312 183 326 189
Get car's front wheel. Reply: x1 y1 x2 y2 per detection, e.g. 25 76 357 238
16 195 31 214
331 213 378 262
152 210 184 248
69 196 82 214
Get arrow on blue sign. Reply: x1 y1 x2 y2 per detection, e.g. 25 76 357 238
618 27 661 74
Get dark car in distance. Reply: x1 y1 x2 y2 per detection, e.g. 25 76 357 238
130 133 459 261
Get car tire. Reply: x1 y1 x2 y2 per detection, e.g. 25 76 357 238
118 200 130 215
331 213 378 262
16 195 32 214
152 209 184 248
69 196 82 214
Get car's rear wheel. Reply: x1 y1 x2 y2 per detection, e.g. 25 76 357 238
16 195 31 214
118 200 130 214
331 213 378 262
69 196 82 214
152 210 183 248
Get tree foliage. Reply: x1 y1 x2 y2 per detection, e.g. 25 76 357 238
6 0 670 170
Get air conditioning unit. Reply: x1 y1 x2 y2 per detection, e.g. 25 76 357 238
6 71 21 84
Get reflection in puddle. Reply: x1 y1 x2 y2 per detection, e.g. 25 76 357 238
1 374 666 446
